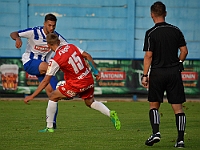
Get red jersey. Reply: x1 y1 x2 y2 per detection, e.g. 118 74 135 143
46 44 94 89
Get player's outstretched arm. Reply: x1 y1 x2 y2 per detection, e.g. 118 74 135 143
24 75 52 104
10 31 22 49
82 51 100 81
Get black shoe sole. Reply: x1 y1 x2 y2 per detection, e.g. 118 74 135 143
174 144 185 148
145 138 160 146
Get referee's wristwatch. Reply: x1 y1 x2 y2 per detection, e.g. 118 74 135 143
142 74 148 77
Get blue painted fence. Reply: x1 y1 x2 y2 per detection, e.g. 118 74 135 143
0 0 200 59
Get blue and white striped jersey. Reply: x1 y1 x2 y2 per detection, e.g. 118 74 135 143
18 26 68 65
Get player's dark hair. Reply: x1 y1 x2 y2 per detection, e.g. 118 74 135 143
46 33 58 45
45 13 57 22
151 1 166 17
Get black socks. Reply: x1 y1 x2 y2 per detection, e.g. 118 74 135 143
175 113 186 141
149 108 160 134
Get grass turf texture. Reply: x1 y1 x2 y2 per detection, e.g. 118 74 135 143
0 100 199 150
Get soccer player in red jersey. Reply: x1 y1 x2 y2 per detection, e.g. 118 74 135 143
24 33 121 132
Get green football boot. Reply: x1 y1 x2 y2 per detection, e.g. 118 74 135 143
38 127 54 133
110 110 121 130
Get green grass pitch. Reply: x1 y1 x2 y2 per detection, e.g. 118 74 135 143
0 100 200 150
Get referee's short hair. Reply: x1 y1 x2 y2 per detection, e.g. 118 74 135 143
151 1 166 17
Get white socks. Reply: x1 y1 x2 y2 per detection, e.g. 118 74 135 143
90 100 110 117
45 100 110 128
46 100 57 128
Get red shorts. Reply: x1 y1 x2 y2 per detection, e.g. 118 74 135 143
57 83 94 99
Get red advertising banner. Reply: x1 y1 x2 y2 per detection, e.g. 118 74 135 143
181 72 198 81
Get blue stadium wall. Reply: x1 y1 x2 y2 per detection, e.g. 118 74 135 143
1 0 200 59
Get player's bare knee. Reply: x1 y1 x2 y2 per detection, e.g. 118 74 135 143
84 99 94 107
49 95 59 102
85 102 92 107
39 62 48 74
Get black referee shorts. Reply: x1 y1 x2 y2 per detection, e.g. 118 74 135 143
148 65 186 104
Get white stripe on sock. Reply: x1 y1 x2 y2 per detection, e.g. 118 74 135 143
179 115 186 131
153 109 160 124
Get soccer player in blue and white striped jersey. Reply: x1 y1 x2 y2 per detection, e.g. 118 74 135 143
10 13 68 129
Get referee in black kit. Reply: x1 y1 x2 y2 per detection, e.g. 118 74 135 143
141 1 188 148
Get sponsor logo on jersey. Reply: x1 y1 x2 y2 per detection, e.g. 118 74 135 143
34 45 50 52
48 61 52 67
66 90 76 97
77 68 90 80
80 84 94 92
61 87 66 91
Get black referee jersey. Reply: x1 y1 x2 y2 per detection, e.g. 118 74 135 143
143 22 187 69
